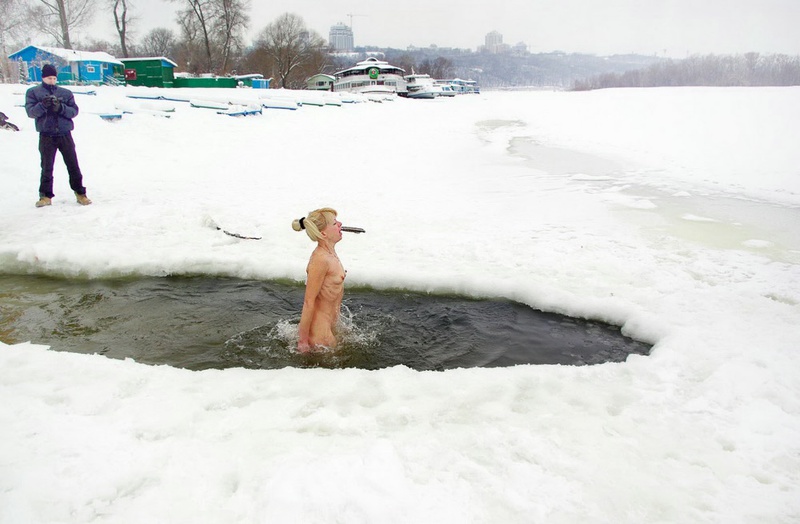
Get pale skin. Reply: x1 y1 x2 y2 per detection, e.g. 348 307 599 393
297 219 345 352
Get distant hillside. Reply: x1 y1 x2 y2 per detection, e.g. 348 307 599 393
351 47 663 89
571 53 800 90
336 48 800 90
446 52 663 89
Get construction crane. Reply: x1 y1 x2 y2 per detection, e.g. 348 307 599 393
346 13 366 46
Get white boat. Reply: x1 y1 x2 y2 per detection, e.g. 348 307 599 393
434 81 456 97
464 79 480 94
436 78 481 94
403 74 443 99
332 57 407 96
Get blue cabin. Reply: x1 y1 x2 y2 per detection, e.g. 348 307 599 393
8 45 124 84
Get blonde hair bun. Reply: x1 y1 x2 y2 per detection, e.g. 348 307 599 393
294 208 337 242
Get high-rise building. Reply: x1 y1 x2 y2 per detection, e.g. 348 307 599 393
485 31 503 53
481 30 513 54
329 23 354 52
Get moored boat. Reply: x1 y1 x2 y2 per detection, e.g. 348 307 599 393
440 78 481 94
403 74 442 99
332 57 407 96
434 81 456 97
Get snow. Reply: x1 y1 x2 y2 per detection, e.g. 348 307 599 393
1 85 799 523
29 46 124 66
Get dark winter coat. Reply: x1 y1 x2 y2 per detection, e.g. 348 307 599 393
25 82 79 136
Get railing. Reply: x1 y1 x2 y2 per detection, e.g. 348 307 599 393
103 74 124 86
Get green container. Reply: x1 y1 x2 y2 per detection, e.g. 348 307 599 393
173 76 237 88
121 58 176 88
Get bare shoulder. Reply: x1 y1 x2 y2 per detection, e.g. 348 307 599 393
307 249 336 272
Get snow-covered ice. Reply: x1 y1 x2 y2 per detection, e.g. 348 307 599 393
1 84 799 523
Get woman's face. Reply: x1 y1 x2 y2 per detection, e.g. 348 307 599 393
323 219 343 242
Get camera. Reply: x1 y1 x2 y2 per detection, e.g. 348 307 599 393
42 95 61 110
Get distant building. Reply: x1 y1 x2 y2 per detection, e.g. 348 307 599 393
306 73 335 91
512 42 529 55
481 31 510 54
329 23 354 52
485 31 503 51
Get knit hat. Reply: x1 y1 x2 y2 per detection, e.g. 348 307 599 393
41 64 58 79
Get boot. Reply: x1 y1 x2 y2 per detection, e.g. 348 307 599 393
35 196 52 208
75 192 92 206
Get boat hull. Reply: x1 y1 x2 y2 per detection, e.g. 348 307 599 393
406 91 438 99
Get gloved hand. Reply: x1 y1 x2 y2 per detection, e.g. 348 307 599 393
50 97 62 114
41 95 54 109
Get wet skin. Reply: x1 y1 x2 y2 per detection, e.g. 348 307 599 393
297 219 345 352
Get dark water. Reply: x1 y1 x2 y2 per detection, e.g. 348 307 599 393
0 274 651 371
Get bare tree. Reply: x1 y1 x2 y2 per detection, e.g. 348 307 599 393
1 0 26 44
28 0 96 49
140 27 176 57
241 44 270 76
171 0 248 73
394 53 415 76
430 56 454 79
172 0 215 71
417 57 455 78
211 0 248 73
112 0 134 57
82 37 113 52
1 0 27 82
174 8 206 71
254 13 326 88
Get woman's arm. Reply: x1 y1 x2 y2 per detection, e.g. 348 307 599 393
297 254 327 352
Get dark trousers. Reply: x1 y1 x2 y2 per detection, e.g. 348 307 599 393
38 133 86 198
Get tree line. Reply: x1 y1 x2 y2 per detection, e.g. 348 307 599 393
0 0 334 87
572 53 800 90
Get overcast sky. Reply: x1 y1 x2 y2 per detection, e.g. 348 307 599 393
89 0 800 57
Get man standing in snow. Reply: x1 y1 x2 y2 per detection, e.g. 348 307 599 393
25 63 92 208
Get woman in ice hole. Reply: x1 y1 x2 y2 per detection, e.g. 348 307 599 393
292 208 345 352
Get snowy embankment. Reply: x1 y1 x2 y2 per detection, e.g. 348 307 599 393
1 85 799 522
